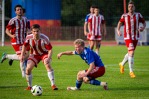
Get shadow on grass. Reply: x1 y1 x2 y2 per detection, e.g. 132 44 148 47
108 86 149 91
0 85 26 89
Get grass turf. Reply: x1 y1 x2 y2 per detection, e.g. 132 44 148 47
0 45 149 99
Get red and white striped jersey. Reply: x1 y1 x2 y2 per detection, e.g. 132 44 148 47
119 12 145 40
88 14 105 36
6 16 29 45
24 33 52 55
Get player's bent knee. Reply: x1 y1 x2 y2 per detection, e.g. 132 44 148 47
83 77 90 84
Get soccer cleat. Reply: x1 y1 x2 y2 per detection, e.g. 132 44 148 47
25 86 32 90
51 85 58 90
9 59 14 66
103 83 108 90
0 53 7 63
129 72 136 78
119 63 124 74
67 86 79 90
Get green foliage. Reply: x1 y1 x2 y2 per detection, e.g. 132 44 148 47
61 0 149 26
0 45 149 98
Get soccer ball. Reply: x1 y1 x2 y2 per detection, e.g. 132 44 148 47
31 85 43 96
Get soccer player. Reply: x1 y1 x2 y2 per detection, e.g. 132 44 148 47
88 6 107 55
117 1 146 78
0 5 29 77
20 24 58 90
57 39 108 90
84 5 95 47
8 8 31 66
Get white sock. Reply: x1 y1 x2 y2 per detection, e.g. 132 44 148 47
128 56 134 72
121 53 128 66
6 54 19 60
48 70 55 86
26 74 32 87
20 62 26 77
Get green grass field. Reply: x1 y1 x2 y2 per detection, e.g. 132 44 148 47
0 45 149 99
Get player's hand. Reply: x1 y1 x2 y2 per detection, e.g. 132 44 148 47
84 31 88 36
44 58 51 65
104 31 107 37
78 73 87 78
117 30 122 36
57 53 62 59
11 34 16 39
138 27 145 32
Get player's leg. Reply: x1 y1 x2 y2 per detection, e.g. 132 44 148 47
127 40 138 78
44 57 58 90
84 66 108 90
95 40 101 55
8 52 28 66
119 40 129 74
25 59 35 90
95 36 102 55
90 40 94 50
87 33 91 48
67 70 84 90
89 35 95 50
128 50 135 78
0 53 19 63
119 53 128 74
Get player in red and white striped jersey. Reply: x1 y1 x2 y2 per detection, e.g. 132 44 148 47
84 5 95 47
0 5 30 77
8 8 31 66
117 1 146 78
20 24 58 90
88 6 107 55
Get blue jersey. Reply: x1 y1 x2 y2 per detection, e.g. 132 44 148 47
74 47 104 67
85 13 91 22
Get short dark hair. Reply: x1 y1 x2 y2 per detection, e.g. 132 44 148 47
23 8 26 13
14 4 22 11
94 5 99 9
31 24 40 30
128 1 134 5
90 5 96 8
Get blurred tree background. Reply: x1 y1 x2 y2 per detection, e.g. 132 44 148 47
5 0 149 27
61 0 149 26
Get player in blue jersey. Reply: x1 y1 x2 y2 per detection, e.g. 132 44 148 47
57 39 108 90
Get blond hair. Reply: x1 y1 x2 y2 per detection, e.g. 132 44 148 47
74 39 85 47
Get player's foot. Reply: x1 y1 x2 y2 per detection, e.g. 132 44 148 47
0 53 7 63
129 72 136 78
67 86 79 90
9 59 13 66
51 85 58 90
103 83 108 90
25 86 32 90
119 62 124 74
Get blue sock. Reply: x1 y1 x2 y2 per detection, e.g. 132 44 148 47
90 79 101 85
76 80 83 89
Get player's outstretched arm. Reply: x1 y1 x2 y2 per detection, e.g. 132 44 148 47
57 51 74 59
